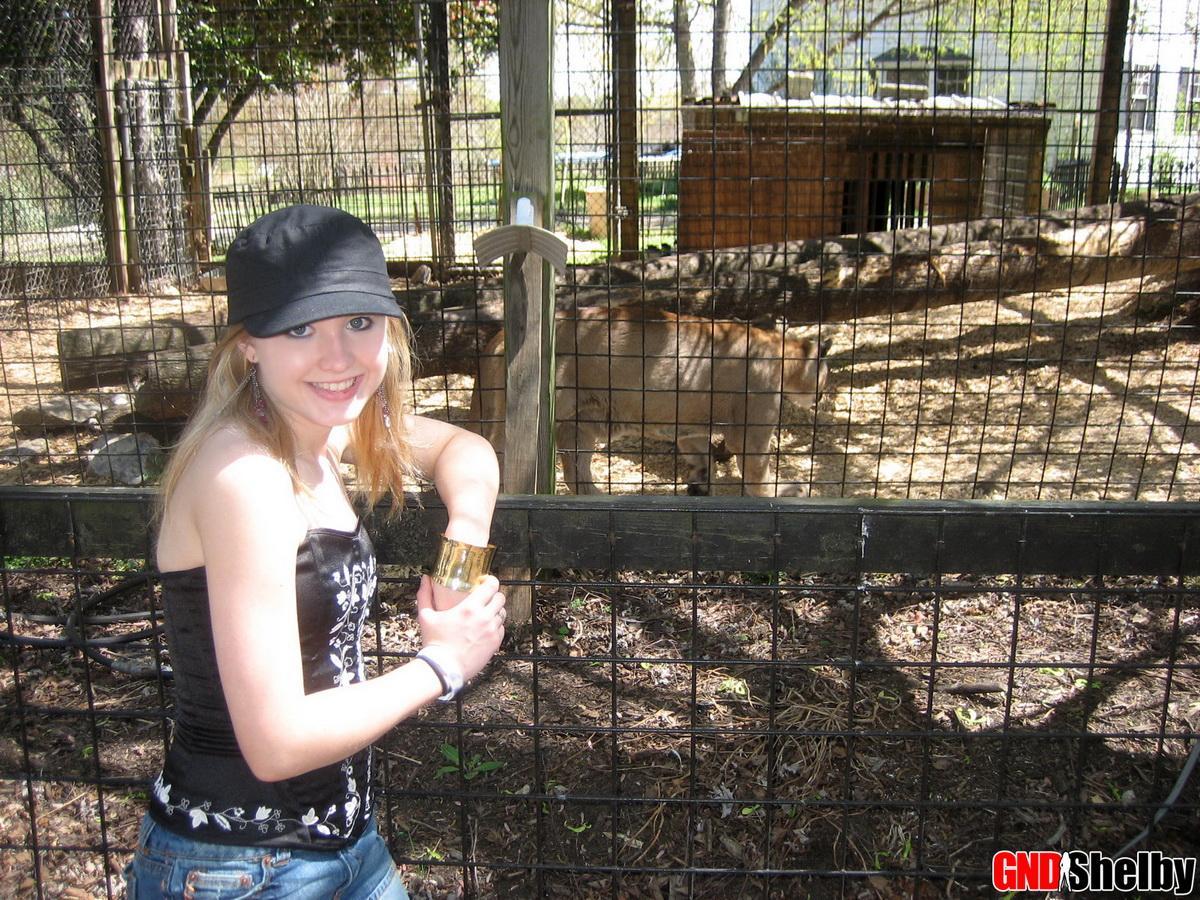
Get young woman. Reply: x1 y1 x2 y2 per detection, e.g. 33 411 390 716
126 205 505 899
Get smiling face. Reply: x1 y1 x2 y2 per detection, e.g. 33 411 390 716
239 314 389 447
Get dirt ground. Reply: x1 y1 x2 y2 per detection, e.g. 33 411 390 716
0 272 1197 499
1 561 1197 898
1 274 1199 898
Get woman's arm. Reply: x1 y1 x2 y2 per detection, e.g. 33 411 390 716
406 414 499 545
190 447 504 782
405 414 501 609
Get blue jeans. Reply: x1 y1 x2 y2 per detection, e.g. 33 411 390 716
125 814 409 899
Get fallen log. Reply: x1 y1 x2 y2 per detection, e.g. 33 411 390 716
77 195 1200 396
57 323 216 391
407 194 1200 377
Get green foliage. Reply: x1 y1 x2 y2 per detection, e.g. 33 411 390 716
181 0 499 126
717 676 749 698
3 555 70 570
752 0 1102 93
434 742 505 781
563 817 591 834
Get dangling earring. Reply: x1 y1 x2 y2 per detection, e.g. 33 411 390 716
249 364 268 425
377 386 392 430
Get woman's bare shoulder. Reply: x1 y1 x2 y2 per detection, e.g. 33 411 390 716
184 426 290 493
158 425 303 571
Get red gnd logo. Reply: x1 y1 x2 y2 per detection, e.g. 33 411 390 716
992 850 1197 895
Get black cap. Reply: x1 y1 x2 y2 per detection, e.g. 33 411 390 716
225 205 402 337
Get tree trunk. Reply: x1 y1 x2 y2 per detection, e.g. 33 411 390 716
612 0 640 260
57 323 213 391
133 343 214 420
426 1 457 272
673 0 697 100
114 5 191 284
711 0 730 97
406 194 1200 378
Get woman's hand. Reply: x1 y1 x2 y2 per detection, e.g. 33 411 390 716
415 574 505 681
430 580 472 612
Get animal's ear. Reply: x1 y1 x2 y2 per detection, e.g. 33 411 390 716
819 337 833 357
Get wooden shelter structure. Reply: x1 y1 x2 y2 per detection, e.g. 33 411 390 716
677 103 1051 250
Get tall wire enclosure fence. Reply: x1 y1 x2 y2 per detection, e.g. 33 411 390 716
0 0 1199 896
0 0 1196 500
0 492 1197 898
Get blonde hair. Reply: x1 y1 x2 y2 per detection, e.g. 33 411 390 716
157 316 416 522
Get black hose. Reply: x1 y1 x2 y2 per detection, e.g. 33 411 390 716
3 572 172 679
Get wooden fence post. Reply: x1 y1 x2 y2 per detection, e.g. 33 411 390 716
495 0 558 623
612 0 640 260
89 0 129 293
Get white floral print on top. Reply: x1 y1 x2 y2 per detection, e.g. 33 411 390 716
329 555 376 687
151 754 368 838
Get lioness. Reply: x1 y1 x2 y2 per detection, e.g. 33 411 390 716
472 306 831 496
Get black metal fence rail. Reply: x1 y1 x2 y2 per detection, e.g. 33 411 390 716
2 488 1198 898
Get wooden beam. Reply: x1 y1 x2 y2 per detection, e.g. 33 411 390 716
495 0 558 622
497 0 557 497
612 0 640 260
3 488 1199 579
89 0 129 293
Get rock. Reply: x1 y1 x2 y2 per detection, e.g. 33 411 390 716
0 439 49 464
85 433 163 485
11 392 132 433
100 393 132 414
12 395 104 431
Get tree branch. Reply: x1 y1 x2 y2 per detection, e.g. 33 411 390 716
730 0 807 95
192 87 219 132
729 0 945 96
823 0 944 65
204 80 260 160
3 97 85 197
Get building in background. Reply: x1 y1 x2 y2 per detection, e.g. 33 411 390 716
1117 0 1200 196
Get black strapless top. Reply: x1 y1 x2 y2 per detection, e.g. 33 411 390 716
149 522 378 848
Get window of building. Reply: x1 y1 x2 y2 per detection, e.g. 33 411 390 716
1179 68 1200 132
873 47 973 99
1125 65 1159 131
934 66 972 96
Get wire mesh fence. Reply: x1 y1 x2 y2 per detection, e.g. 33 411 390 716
0 0 108 296
1 492 1197 898
1 0 1200 892
0 0 1198 501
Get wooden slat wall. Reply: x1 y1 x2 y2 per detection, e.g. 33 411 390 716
2 488 1197 579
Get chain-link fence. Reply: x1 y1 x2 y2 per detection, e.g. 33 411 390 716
0 0 108 297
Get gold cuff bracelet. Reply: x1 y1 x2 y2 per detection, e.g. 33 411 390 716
430 537 496 592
